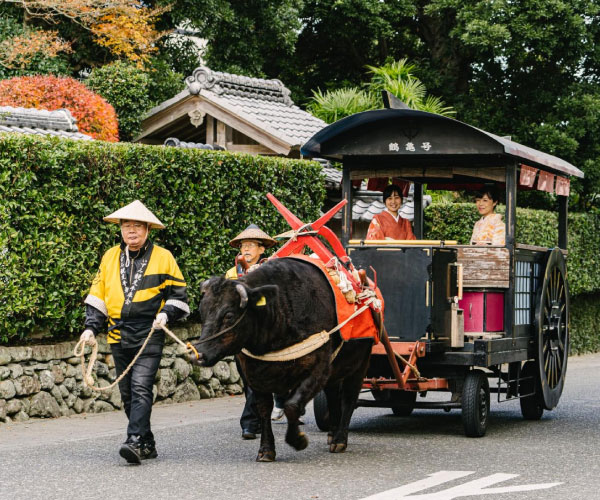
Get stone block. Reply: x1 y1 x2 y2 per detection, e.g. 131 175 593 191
6 398 22 415
92 401 114 413
224 383 243 395
14 376 41 396
65 364 78 378
105 354 115 369
39 370 55 390
31 345 56 362
208 378 222 391
213 361 231 382
50 385 64 404
0 366 10 380
156 369 177 399
13 410 29 422
109 388 122 409
0 380 16 399
51 365 65 384
191 365 213 384
54 342 77 360
159 357 175 368
10 346 32 362
66 357 81 365
0 348 11 366
228 361 240 384
58 384 69 399
63 377 76 392
8 364 23 379
65 393 76 408
73 398 84 414
29 391 61 418
0 399 6 420
95 361 109 377
198 384 214 399
172 358 191 383
172 378 200 403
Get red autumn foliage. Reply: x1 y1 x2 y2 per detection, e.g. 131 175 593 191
0 75 119 142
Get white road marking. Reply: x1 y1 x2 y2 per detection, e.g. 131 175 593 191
360 470 562 499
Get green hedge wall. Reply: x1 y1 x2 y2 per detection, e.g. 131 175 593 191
0 135 325 344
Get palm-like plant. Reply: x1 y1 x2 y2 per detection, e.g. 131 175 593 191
307 59 456 122
307 87 378 124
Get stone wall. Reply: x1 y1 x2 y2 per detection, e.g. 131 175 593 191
0 324 243 423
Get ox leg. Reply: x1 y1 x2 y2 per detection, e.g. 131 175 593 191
329 359 370 453
324 383 342 446
283 375 326 451
255 391 276 462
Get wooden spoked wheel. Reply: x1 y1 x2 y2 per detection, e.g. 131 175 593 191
535 248 569 410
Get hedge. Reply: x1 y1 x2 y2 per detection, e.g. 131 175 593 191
0 134 325 344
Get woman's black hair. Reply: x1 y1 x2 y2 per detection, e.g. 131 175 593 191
383 184 403 203
474 184 501 203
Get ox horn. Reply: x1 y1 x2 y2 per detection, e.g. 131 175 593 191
236 284 248 309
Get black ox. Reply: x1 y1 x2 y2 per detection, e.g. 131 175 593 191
192 257 373 462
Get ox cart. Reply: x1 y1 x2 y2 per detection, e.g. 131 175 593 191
301 97 583 437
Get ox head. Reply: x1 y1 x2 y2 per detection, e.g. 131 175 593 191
190 276 278 366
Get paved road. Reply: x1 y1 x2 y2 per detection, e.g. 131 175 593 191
2 353 600 500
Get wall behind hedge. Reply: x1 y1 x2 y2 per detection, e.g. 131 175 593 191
0 135 325 344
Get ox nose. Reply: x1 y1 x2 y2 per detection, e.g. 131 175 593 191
188 350 203 366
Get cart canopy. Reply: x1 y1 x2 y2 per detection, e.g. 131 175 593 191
301 109 584 182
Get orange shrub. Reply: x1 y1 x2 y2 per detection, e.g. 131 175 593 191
0 75 119 141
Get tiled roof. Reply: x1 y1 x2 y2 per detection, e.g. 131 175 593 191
183 66 326 147
0 106 93 140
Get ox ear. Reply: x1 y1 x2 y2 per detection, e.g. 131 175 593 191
248 285 278 309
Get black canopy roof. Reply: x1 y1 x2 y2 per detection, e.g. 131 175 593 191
301 109 584 179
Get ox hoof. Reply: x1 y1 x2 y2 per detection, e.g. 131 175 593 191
287 431 309 451
327 433 333 445
329 442 347 453
256 450 276 462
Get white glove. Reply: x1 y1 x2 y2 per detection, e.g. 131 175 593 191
152 312 168 330
80 329 96 345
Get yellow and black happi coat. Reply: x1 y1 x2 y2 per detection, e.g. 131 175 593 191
84 241 189 347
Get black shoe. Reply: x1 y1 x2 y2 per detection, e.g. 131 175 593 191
242 428 258 440
119 436 142 464
140 440 158 460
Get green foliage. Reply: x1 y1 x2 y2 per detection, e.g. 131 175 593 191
145 57 185 107
307 88 378 124
0 134 324 344
570 293 600 355
308 59 455 123
0 16 72 79
86 61 151 142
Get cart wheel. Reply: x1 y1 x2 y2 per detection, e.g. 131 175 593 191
390 391 417 417
535 248 569 410
519 360 544 420
313 390 330 431
462 370 490 437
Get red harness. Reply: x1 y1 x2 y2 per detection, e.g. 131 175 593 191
267 194 384 344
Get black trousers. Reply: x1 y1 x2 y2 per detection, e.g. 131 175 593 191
111 342 162 442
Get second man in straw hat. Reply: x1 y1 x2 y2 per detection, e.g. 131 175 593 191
80 200 189 464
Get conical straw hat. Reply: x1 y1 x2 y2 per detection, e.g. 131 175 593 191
229 224 276 248
103 200 165 229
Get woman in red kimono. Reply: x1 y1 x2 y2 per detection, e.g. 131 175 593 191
366 184 416 241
